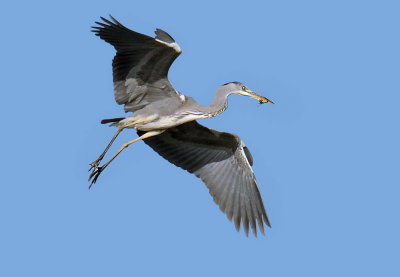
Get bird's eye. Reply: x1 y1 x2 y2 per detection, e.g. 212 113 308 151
242 86 247 91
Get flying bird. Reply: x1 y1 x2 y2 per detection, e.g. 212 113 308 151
89 16 274 236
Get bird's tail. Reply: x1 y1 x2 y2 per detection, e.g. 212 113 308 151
100 117 125 124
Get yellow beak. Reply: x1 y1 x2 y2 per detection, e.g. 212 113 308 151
242 89 274 104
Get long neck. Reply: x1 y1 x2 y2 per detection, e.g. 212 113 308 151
197 87 231 118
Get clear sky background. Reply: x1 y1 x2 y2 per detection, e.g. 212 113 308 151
1 0 399 276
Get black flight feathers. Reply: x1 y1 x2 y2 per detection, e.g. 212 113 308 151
92 15 175 46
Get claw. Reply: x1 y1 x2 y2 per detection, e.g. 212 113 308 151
88 163 97 172
88 166 104 188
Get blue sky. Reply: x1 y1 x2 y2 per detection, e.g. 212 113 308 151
1 0 399 276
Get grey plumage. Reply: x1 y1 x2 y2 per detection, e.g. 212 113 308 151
137 121 270 236
92 15 181 112
90 16 274 236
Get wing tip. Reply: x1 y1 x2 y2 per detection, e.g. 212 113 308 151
91 15 126 34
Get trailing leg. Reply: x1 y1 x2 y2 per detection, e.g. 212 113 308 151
88 130 164 188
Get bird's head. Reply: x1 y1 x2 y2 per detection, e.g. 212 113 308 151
222 82 274 104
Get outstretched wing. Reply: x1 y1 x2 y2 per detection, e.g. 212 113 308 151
138 121 270 236
92 16 182 112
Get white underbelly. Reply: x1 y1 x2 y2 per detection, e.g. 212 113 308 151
135 114 205 131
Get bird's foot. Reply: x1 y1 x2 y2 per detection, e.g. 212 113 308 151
88 165 104 188
88 157 103 172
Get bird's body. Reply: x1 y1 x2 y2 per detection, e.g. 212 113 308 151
89 16 274 236
118 96 202 130
117 87 232 131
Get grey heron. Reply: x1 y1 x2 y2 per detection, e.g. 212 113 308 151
89 16 274 236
